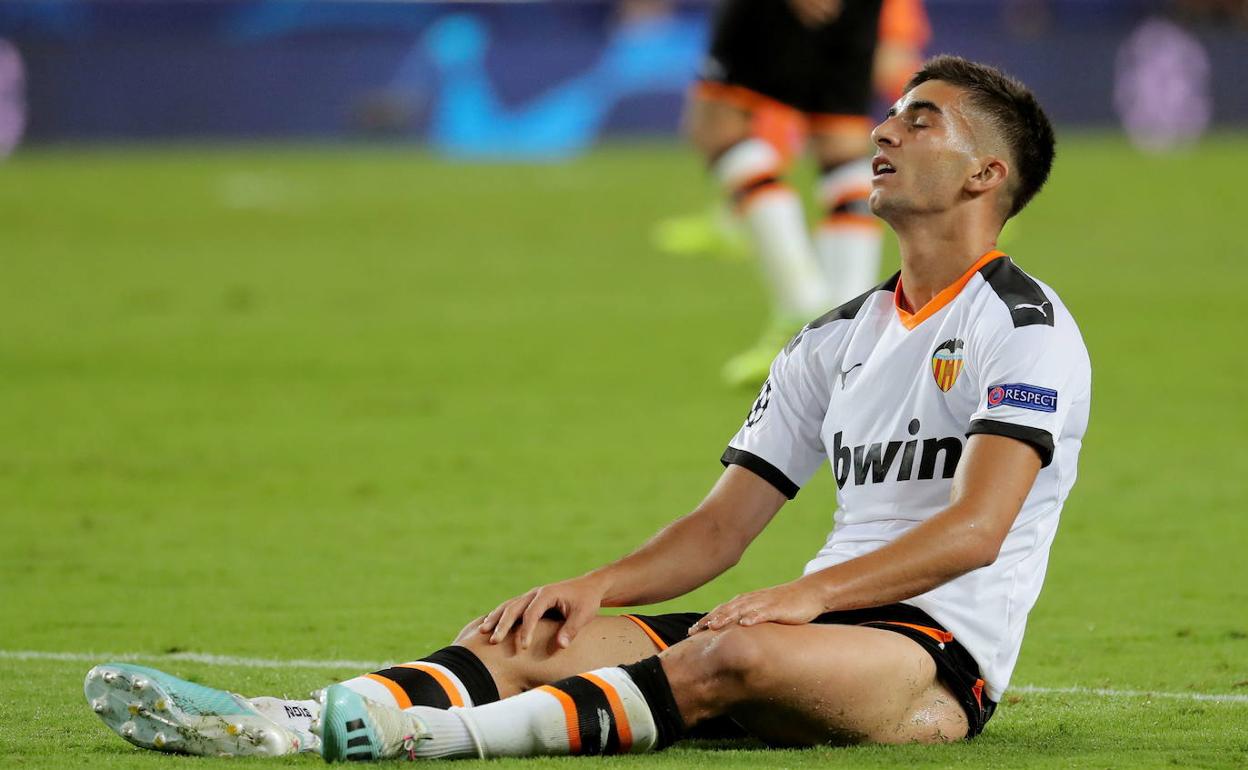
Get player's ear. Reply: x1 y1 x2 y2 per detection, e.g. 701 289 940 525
966 156 1009 196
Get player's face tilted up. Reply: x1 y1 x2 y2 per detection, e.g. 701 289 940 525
871 79 1012 221
84 57 1082 764
869 54 1055 229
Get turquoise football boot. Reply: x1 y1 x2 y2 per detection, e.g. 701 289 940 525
319 683 430 762
84 663 301 756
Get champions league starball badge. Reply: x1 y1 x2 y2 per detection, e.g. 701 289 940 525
745 379 772 427
931 339 965 392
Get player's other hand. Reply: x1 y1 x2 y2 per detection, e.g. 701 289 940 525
478 575 608 650
689 580 824 634
787 0 843 27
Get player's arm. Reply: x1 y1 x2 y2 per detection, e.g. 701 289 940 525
478 463 787 649
485 315 834 648
694 432 1040 631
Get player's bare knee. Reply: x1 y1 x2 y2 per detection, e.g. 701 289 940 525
699 626 771 688
453 615 488 644
914 680 970 742
451 624 554 696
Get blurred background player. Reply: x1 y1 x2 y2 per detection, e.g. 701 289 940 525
658 0 930 387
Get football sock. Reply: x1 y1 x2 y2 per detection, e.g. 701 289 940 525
403 706 480 759
428 658 683 758
246 697 320 752
712 138 832 318
619 656 686 749
814 158 883 305
339 645 500 710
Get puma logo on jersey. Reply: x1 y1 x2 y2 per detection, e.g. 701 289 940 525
1013 301 1050 317
832 419 962 487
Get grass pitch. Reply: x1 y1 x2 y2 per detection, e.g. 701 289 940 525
0 136 1245 768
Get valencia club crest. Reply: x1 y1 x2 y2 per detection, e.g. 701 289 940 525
931 339 965 392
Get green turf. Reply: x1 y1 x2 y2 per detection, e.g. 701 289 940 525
0 136 1245 768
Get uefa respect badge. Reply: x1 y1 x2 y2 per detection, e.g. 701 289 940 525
987 383 1058 413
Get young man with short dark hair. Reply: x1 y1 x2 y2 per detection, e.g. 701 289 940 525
85 56 1089 762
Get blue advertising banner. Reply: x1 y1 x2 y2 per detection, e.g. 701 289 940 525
0 0 1243 155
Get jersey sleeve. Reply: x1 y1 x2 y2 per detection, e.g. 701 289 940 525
966 322 1087 467
721 331 832 498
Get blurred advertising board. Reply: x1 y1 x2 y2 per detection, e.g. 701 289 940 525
0 0 1243 156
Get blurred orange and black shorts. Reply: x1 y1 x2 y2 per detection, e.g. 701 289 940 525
696 0 884 124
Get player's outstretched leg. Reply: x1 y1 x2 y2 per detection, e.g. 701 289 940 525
319 620 971 762
318 615 673 762
84 646 502 757
83 651 486 759
319 660 675 763
86 616 663 758
84 663 308 757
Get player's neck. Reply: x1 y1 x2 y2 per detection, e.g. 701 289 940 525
893 216 998 313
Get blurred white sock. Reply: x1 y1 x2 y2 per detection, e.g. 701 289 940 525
814 158 882 306
403 706 480 759
714 138 832 318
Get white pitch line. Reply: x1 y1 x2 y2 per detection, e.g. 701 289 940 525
0 649 387 671
1010 684 1248 704
4 650 1247 704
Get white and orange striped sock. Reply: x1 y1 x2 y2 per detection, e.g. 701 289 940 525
427 661 679 759
337 645 499 711
714 138 832 318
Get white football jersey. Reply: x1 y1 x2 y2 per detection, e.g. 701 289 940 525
724 250 1091 701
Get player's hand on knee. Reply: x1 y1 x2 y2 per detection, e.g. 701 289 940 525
478 576 606 650
690 581 824 634
518 579 604 651
478 588 540 645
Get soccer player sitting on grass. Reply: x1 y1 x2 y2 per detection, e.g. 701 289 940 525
85 56 1090 762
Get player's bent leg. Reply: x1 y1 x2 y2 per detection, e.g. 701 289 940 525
662 622 969 746
84 663 306 757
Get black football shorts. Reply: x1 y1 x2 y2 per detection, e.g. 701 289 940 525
698 0 884 120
